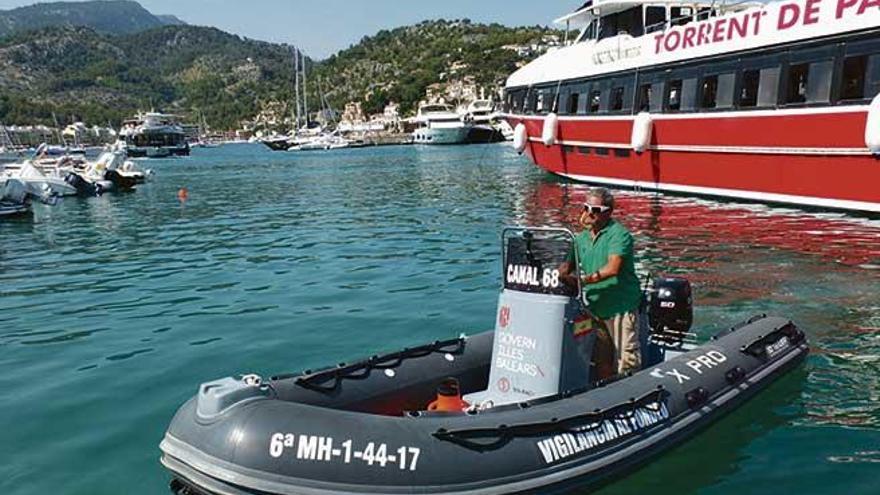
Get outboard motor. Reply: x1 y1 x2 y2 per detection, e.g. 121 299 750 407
104 169 136 192
64 171 102 196
648 276 693 344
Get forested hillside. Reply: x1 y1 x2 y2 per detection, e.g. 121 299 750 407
0 2 557 130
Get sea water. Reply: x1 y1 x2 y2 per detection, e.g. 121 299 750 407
1 143 878 494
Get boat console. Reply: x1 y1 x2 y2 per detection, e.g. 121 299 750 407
466 226 696 409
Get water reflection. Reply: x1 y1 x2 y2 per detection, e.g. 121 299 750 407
519 181 880 269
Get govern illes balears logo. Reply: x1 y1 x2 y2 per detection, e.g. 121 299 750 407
535 401 670 464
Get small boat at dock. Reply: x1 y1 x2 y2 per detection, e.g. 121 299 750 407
1 177 58 218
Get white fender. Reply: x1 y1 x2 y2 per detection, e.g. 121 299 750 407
542 113 558 146
865 93 880 153
512 123 528 153
631 112 653 153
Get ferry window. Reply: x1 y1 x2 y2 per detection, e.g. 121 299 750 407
868 55 880 100
527 90 537 113
806 60 833 103
638 83 652 112
666 79 683 111
568 92 580 114
536 91 545 113
550 89 560 113
589 90 601 113
841 55 867 100
582 20 597 42
576 89 589 114
515 91 526 112
696 7 712 21
701 76 718 108
758 67 780 107
671 7 692 26
740 69 759 107
600 7 644 39
785 63 809 104
645 6 667 33
716 73 735 108
651 82 665 112
611 87 625 111
681 78 697 111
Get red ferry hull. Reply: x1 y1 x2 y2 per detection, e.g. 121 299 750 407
507 107 880 213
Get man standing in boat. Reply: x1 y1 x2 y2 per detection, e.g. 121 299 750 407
560 188 642 376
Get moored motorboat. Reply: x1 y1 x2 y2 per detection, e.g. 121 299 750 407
119 112 190 158
1 177 58 218
160 227 808 495
413 104 473 144
63 144 152 195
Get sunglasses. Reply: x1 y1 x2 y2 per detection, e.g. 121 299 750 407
583 204 611 215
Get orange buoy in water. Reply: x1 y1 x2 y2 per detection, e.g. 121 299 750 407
427 377 469 412
178 187 189 203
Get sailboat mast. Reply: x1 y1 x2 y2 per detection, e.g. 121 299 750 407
302 51 308 128
293 47 301 132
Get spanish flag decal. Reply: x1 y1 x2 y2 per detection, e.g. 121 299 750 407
572 314 594 338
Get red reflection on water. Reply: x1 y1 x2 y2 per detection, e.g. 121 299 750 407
522 182 880 268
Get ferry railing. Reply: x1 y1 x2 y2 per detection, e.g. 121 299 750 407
642 0 762 37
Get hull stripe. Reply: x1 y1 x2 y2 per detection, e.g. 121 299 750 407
557 172 880 213
528 138 871 156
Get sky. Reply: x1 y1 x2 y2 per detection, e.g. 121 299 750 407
0 0 576 59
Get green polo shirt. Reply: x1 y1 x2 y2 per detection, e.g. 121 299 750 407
569 219 641 319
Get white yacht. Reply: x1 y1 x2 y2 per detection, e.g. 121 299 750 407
464 100 507 143
412 104 471 145
118 112 189 158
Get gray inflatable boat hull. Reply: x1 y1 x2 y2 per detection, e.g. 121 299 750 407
160 315 807 495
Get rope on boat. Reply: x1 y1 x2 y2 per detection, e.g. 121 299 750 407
290 337 468 393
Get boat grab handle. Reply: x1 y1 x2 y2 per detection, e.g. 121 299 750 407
432 387 668 451
294 337 467 393
740 321 805 358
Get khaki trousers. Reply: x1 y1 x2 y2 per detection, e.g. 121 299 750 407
602 311 641 375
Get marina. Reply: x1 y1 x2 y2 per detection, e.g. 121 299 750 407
1 143 878 494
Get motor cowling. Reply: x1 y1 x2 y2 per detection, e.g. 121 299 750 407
649 277 693 335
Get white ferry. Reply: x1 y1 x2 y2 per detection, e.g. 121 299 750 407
503 0 880 213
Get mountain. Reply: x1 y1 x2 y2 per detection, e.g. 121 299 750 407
0 15 555 130
0 0 184 38
313 19 558 116
155 14 186 26
0 24 303 129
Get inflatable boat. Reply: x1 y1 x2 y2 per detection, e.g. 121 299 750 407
160 227 808 495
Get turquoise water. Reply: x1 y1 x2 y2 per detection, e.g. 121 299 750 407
1 143 878 494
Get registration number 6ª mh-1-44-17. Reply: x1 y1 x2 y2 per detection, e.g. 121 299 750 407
269 433 421 471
